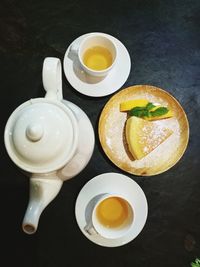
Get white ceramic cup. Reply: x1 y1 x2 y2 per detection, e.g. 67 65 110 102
71 33 117 77
84 193 134 239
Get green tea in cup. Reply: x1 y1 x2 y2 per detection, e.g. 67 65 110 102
83 46 113 71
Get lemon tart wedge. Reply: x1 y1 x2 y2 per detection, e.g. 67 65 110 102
125 116 173 160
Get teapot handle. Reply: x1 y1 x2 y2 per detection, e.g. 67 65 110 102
42 57 63 101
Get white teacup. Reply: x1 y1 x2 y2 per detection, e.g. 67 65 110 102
71 33 117 77
84 193 134 239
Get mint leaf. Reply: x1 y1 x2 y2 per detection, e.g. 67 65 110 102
191 259 200 267
146 102 156 110
150 107 168 117
128 107 149 117
128 103 169 119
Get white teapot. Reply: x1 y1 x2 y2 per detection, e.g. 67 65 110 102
4 57 94 234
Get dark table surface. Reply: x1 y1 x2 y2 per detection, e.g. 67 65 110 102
1 0 200 266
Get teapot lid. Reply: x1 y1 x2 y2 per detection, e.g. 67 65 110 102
4 98 78 173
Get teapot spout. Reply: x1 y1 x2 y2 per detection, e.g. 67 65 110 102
22 174 63 234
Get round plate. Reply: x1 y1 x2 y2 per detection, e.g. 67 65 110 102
98 85 189 176
63 32 131 97
75 173 148 247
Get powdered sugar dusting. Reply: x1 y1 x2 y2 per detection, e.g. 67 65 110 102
132 118 180 169
138 120 173 156
104 106 127 159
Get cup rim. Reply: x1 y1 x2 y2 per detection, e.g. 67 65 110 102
78 34 117 74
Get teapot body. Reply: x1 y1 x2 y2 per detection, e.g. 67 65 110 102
4 57 95 234
58 99 94 181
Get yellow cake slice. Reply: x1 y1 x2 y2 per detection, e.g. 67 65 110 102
126 116 173 160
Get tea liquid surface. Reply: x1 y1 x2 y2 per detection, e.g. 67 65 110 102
96 197 129 228
83 46 112 71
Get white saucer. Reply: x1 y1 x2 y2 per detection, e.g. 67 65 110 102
63 33 131 97
75 173 148 247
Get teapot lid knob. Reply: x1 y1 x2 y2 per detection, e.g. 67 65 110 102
26 123 44 142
